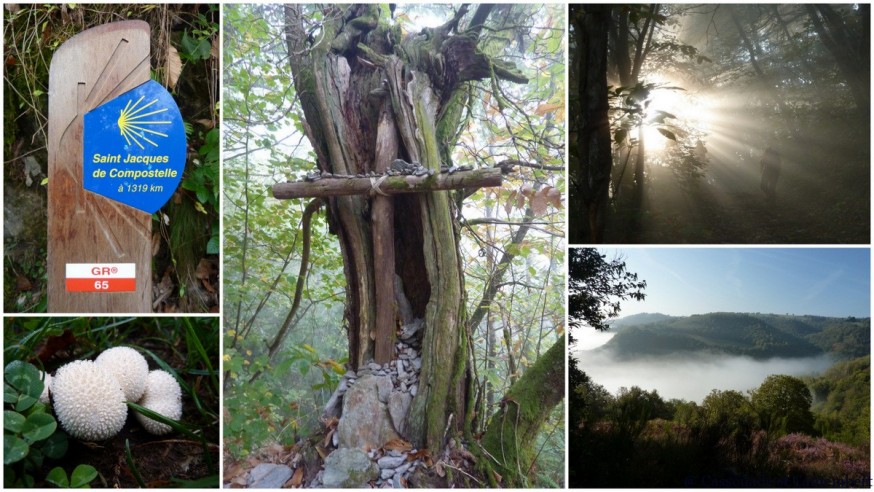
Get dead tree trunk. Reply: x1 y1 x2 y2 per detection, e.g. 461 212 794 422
283 4 528 453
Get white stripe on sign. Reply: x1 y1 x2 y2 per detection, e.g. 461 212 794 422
65 263 136 278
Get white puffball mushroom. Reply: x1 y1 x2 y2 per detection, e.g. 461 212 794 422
135 370 182 435
51 360 127 441
94 346 149 402
39 371 52 406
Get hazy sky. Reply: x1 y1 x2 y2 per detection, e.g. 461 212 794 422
589 247 870 319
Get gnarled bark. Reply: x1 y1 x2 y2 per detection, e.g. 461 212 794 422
283 4 529 453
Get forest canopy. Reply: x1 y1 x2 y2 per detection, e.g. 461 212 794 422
570 4 869 244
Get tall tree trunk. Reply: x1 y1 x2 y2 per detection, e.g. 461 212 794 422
806 5 870 111
481 337 564 487
570 5 613 244
283 4 536 454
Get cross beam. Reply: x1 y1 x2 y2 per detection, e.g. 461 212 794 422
272 167 503 200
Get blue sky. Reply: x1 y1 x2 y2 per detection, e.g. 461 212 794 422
593 248 870 319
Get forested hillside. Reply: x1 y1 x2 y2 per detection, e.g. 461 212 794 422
600 312 869 359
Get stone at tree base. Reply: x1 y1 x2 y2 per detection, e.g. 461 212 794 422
337 374 400 449
246 463 293 488
388 391 413 436
321 448 378 488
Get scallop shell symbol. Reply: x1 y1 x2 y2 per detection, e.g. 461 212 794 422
117 96 171 149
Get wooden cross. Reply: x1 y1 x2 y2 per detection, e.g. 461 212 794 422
272 135 502 364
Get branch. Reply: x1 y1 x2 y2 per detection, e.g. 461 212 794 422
466 209 534 332
272 168 503 199
248 198 323 384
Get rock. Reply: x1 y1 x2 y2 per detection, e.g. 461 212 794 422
246 463 293 488
395 462 411 476
380 468 395 480
337 375 400 449
377 455 407 469
393 474 404 488
388 392 412 436
397 362 406 380
323 379 348 417
412 358 422 371
377 376 393 403
321 448 378 488
410 384 417 396
368 362 382 371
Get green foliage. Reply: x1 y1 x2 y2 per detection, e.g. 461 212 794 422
3 361 77 488
806 356 870 446
223 336 345 457
45 464 97 488
568 248 647 331
751 375 814 436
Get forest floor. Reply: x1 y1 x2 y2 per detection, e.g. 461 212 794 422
619 157 868 244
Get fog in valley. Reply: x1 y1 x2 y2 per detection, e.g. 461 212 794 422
574 349 835 402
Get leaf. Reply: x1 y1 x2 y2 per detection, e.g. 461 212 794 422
45 467 69 488
656 128 677 141
503 190 516 216
4 410 25 432
533 102 562 116
545 187 563 209
70 464 98 487
5 360 42 399
288 466 303 487
529 189 549 217
38 430 68 459
383 438 413 452
614 128 628 145
166 45 183 89
4 435 29 464
21 412 57 443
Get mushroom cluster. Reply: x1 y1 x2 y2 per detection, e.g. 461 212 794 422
44 346 183 441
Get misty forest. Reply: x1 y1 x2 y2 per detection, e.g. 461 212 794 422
223 4 565 488
568 249 870 487
570 4 870 244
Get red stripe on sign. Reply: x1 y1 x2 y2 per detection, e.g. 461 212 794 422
66 278 136 292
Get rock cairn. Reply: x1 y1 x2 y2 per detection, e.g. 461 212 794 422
319 318 426 487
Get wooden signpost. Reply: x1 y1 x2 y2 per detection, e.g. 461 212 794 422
47 21 186 312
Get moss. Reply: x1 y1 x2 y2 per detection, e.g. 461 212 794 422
481 338 565 487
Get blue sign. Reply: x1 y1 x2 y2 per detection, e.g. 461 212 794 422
83 80 186 214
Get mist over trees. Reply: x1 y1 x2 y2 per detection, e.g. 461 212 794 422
569 248 870 486
570 4 870 244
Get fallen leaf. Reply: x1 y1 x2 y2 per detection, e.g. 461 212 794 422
435 461 445 478
223 462 243 481
16 275 31 291
323 429 335 448
286 466 303 488
383 438 413 452
151 232 161 257
166 45 183 89
195 118 215 129
196 258 214 279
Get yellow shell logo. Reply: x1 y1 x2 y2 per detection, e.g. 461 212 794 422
117 96 171 149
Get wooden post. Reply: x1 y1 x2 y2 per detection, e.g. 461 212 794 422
372 101 399 364
47 21 152 312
